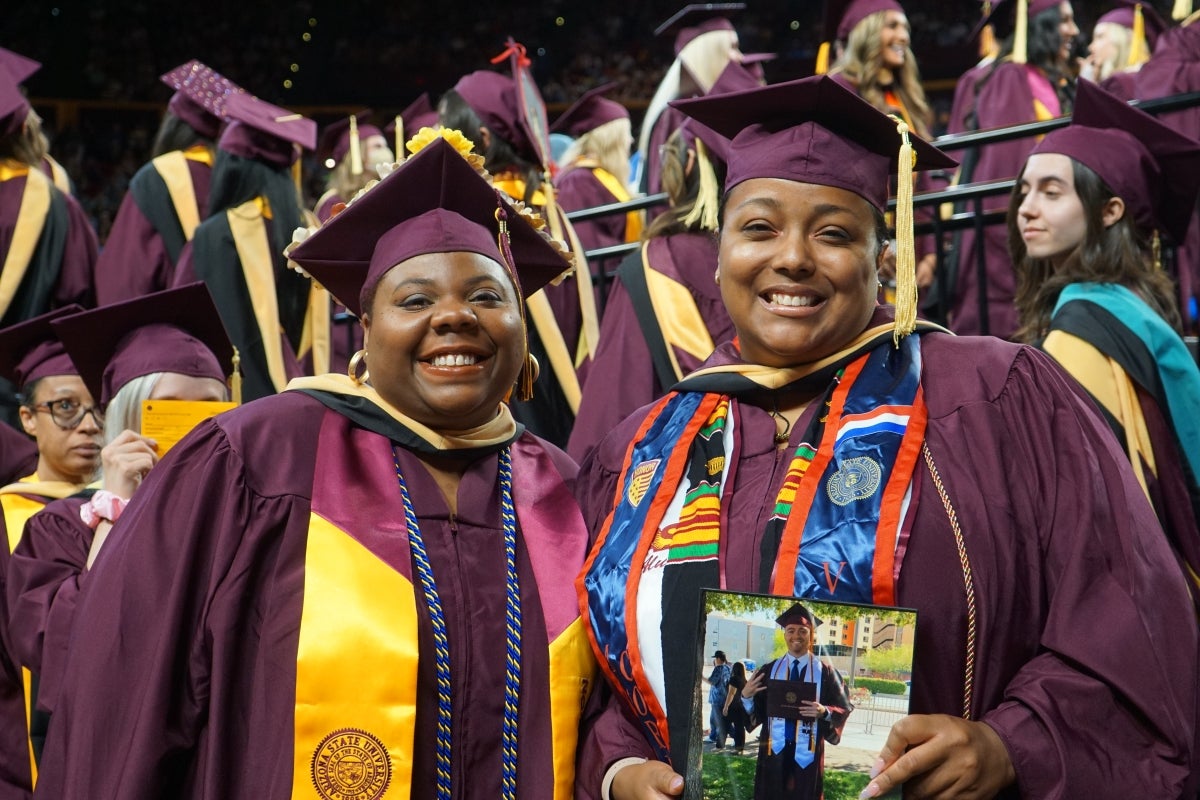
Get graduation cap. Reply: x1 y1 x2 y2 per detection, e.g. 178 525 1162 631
318 111 383 172
0 306 83 392
287 135 572 319
776 602 823 629
1097 1 1169 65
551 83 629 138
1029 79 1200 243
451 69 540 165
0 67 30 137
739 52 776 83
655 3 746 56
0 47 40 85
385 93 439 156
217 92 317 168
815 0 904 73
51 283 236 409
672 75 956 339
160 59 243 140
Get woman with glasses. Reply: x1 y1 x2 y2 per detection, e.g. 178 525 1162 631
0 306 100 796
5 283 234 765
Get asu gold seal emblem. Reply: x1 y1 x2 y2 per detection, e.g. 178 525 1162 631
311 728 392 800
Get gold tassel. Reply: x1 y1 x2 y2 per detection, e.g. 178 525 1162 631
980 1 998 58
889 115 917 344
231 347 243 406
1129 4 1148 66
1014 0 1029 64
494 208 536 402
1174 0 1193 21
682 139 720 232
292 159 302 200
348 114 362 176
815 41 831 75
394 115 404 161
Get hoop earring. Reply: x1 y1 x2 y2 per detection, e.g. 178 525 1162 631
348 349 369 385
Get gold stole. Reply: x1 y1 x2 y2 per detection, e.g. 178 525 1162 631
579 161 644 244
640 243 716 383
1043 330 1156 496
44 157 70 194
0 165 51 322
0 476 81 788
228 198 290 392
150 145 212 241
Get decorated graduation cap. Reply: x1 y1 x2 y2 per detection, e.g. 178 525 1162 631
0 306 84 392
673 75 956 339
655 3 746 56
1097 0 1168 65
385 93 439 157
51 283 237 409
318 111 384 173
0 67 30 137
551 83 629 138
776 602 822 629
217 92 317 168
0 47 40 85
1029 79 1200 243
287 132 573 400
160 59 243 140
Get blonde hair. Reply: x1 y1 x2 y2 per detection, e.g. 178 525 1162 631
103 373 162 443
326 155 379 205
1092 22 1137 81
833 11 932 139
0 107 49 166
561 117 632 189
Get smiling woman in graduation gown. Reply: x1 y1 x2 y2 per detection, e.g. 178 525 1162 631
35 134 596 800
573 76 1198 800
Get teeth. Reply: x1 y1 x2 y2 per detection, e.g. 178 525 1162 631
431 353 478 367
770 293 818 307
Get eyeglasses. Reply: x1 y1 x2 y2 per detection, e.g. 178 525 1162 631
30 399 105 430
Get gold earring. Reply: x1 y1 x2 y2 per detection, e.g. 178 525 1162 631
348 349 369 385
714 269 721 285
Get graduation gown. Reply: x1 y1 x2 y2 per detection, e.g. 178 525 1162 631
574 328 1197 799
745 657 852 800
554 163 641 299
567 232 730 462
35 387 596 800
94 149 212 305
0 429 36 488
949 61 1064 338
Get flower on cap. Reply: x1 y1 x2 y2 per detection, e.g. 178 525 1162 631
285 225 319 279
406 126 486 173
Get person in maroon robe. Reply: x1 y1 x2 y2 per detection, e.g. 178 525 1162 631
0 425 36 487
947 0 1079 337
92 61 243 306
573 76 1197 800
35 135 597 800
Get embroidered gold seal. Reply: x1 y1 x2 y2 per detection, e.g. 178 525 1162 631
826 456 882 506
627 459 661 508
311 728 392 800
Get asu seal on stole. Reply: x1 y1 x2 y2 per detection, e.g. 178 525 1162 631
311 728 392 800
826 456 882 506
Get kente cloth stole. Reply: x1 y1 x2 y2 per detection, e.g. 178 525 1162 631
578 334 926 759
293 412 594 800
767 656 822 768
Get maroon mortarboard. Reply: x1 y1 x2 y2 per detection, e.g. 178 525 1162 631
217 92 317 168
1029 79 1200 243
160 59 243 140
0 47 40 85
672 75 956 211
0 67 30 137
655 3 746 56
678 59 762 161
0 306 83 391
51 284 234 409
287 137 572 318
451 70 541 164
776 603 822 629
385 93 440 148
550 83 629 137
833 0 905 40
1098 1 1168 52
318 111 383 165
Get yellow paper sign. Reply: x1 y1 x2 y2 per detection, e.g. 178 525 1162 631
140 400 236 454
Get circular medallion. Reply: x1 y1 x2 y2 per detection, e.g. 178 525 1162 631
826 456 882 507
311 728 392 800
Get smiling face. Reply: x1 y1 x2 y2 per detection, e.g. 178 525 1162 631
18 374 103 483
879 10 911 71
361 250 525 430
1057 1 1080 63
1017 153 1088 268
1087 22 1124 78
784 623 812 658
717 178 883 367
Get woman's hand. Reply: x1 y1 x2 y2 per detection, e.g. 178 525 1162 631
858 714 1015 800
741 671 766 699
100 430 159 500
610 760 684 800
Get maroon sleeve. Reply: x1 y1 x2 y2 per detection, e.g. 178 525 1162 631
171 240 197 287
94 192 174 305
52 193 99 309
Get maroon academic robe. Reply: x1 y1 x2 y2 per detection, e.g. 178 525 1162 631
946 59 994 136
1133 26 1200 328
567 232 730 462
0 429 36 488
951 62 1064 338
35 391 590 800
93 158 212 305
554 165 629 294
574 331 1198 799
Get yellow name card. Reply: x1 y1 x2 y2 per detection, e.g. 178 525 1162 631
140 400 237 454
